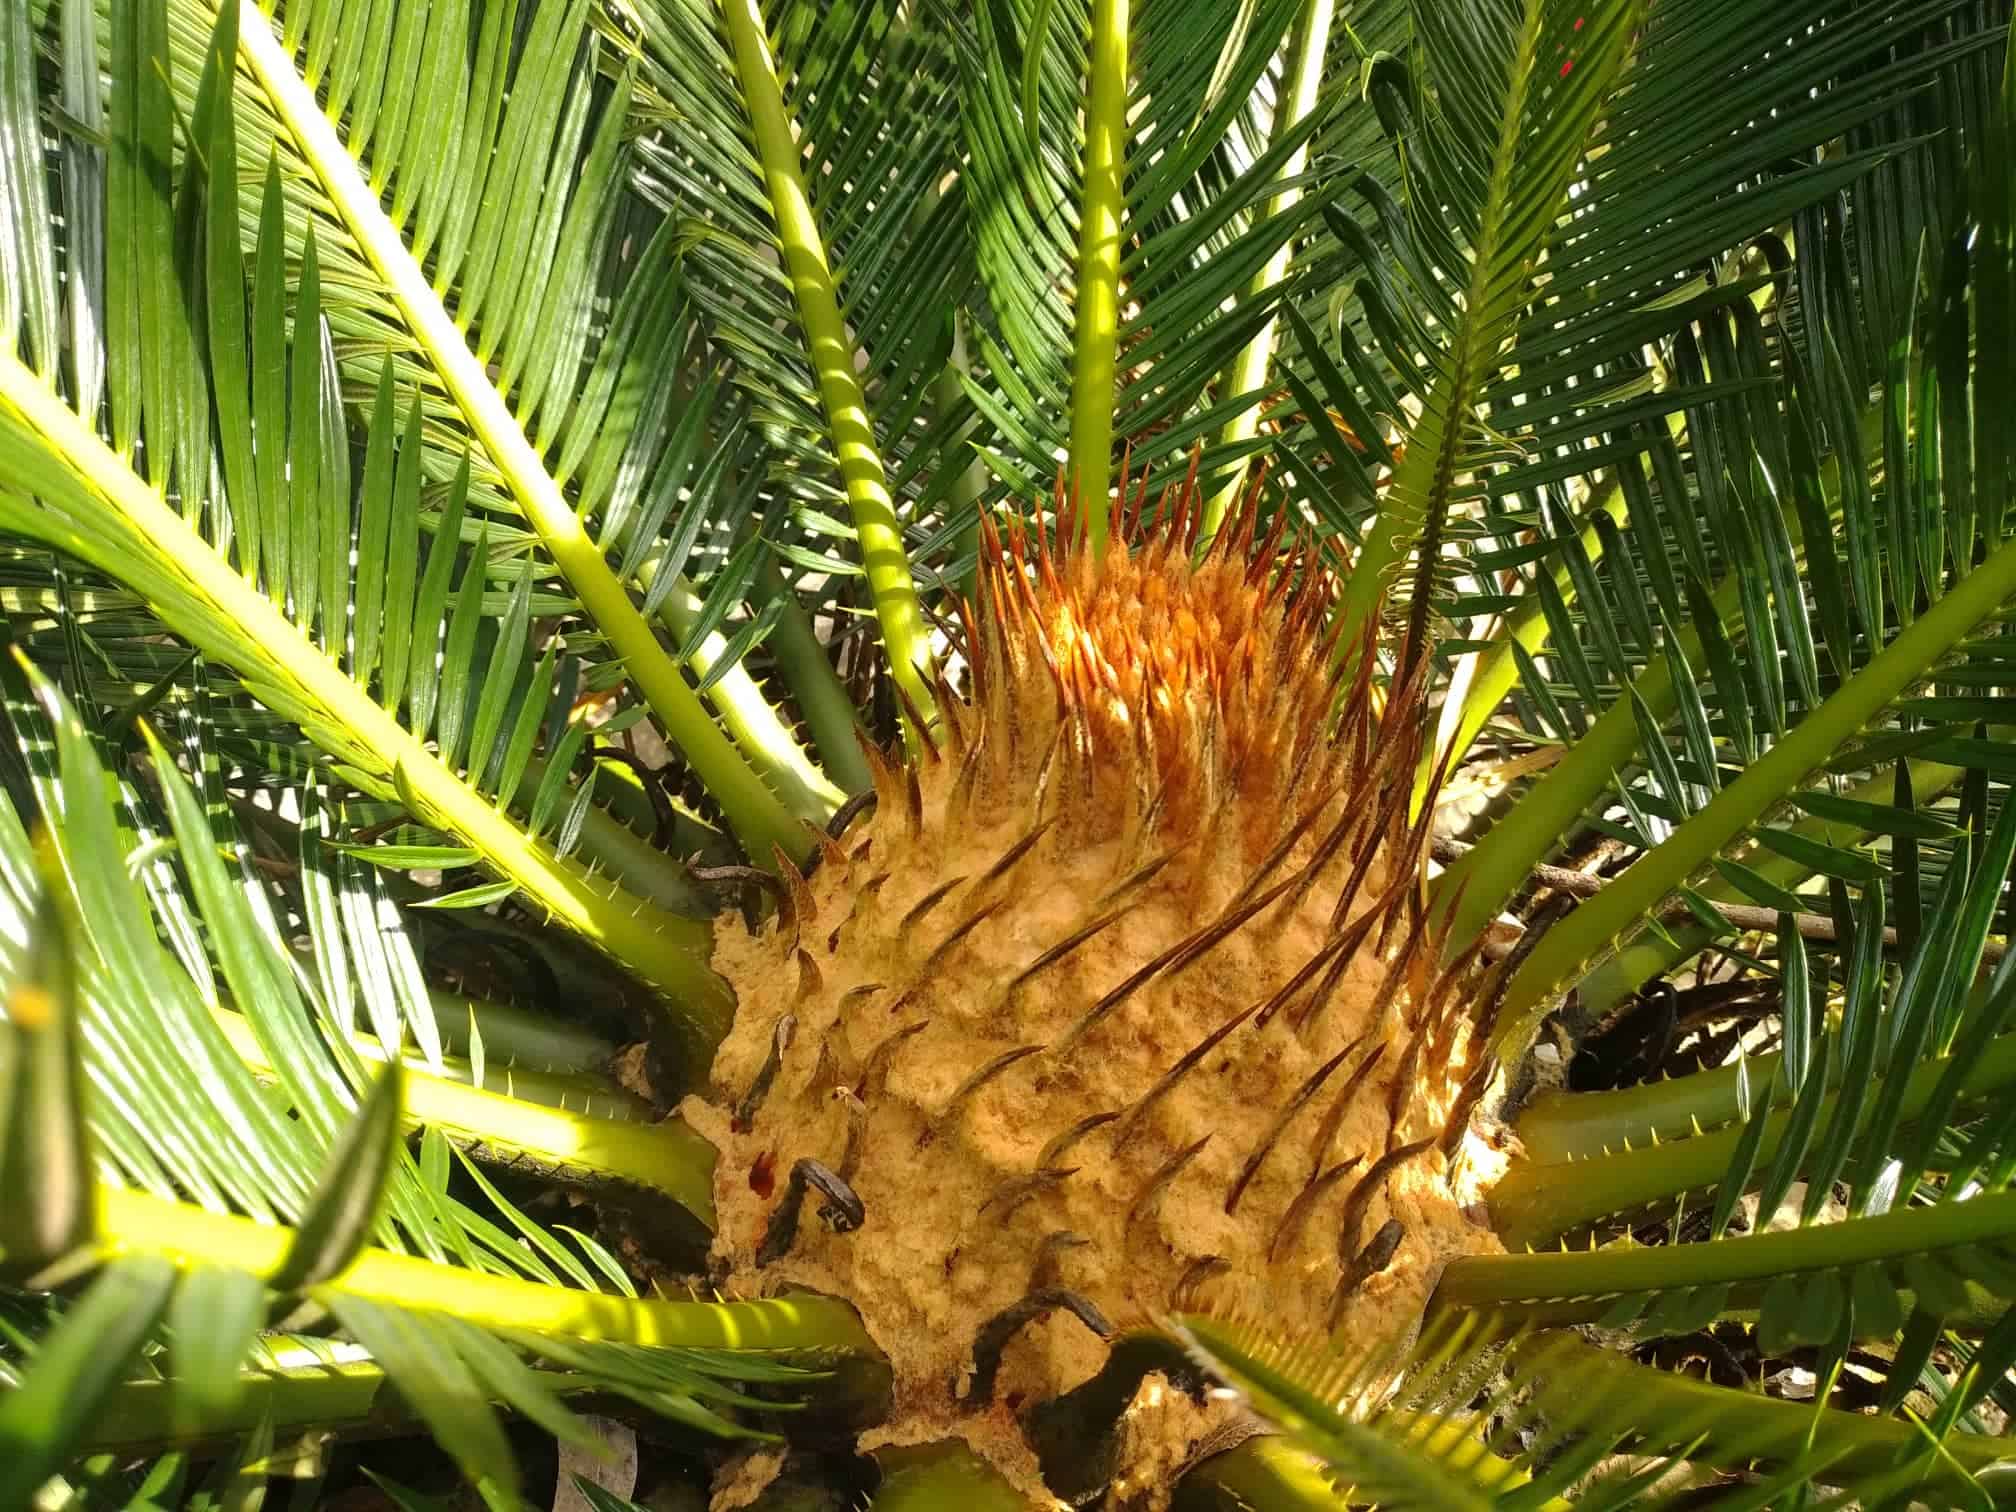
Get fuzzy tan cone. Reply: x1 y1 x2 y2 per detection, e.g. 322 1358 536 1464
684 471 1507 1503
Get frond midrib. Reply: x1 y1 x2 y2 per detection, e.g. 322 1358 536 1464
231 0 811 865
0 351 733 1058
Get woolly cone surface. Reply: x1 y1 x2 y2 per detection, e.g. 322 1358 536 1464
684 479 1505 1501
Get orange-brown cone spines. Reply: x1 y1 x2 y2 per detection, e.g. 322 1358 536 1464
684 476 1505 1499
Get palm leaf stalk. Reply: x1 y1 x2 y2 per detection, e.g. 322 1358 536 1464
1444 1186 2016 1319
643 556 851 823
227 0 808 866
1570 745 1974 1023
752 555 874 794
712 0 940 740
1333 0 1645 671
866 1442 1026 1510
81 1357 457 1457
1495 533 2016 1055
94 1185 873 1356
0 357 734 1052
1489 1031 2016 1246
1064 0 1130 547
1198 0 1336 542
210 1004 715 1219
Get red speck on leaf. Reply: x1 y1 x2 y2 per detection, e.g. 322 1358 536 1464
1574 14 1585 27
1560 57 1575 76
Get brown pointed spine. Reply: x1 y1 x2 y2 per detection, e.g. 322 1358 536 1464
926 1044 1044 1142
1099 844 1178 905
899 875 968 933
1306 1041 1388 1180
857 1020 926 1101
1439 1055 1496 1161
980 1165 1079 1223
1329 1218 1406 1325
1290 901 1391 1036
1367 894 1433 1026
855 727 906 822
1252 931 1354 1032
1384 1029 1428 1141
893 677 940 762
1225 1037 1359 1215
1037 1110 1121 1172
733 1014 796 1132
1173 1254 1233 1310
1031 1230 1090 1288
805 1038 842 1100
976 817 1058 890
793 947 823 1003
1335 1138 1435 1270
1001 904 1133 1004
1269 1157 1363 1265
834 1088 869 1181
1126 1134 1213 1247
946 737 987 823
1112 1002 1262 1154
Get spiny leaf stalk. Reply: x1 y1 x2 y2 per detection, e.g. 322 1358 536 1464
94 1185 880 1357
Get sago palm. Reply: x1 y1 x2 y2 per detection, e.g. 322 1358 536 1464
2 0 2015 1505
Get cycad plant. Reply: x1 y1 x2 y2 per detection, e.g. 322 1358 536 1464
3 0 2016 1505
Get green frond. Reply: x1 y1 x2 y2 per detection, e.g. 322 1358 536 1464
1426 3 2010 969
1443 1189 2016 1338
0 357 733 1055
1199 0 1337 542
1178 1311 2013 1508
0 692 867 1497
710 0 940 736
1064 0 1130 540
1489 1022 2016 1246
1336 0 1646 671
1496 526 2016 1051
7 0 2016 1500
226 0 809 861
